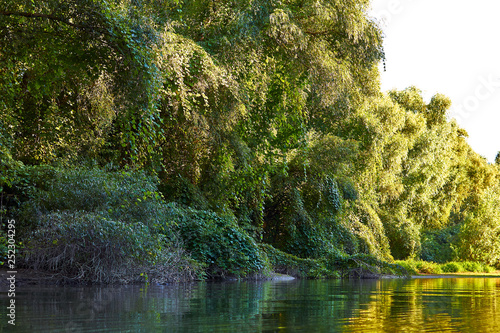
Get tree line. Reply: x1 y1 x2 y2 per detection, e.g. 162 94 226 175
1 0 499 281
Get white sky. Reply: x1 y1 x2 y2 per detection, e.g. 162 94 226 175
369 0 500 162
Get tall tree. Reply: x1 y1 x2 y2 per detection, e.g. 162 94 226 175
0 0 164 165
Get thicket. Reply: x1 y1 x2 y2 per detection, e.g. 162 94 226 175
1 0 500 283
7 166 204 283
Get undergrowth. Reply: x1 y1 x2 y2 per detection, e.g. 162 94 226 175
396 259 495 275
6 165 411 283
261 244 409 279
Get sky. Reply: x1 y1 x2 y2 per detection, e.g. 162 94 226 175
369 0 500 163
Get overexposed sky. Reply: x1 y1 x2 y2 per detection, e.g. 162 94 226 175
369 0 500 162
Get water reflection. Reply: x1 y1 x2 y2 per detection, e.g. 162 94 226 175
1 277 500 332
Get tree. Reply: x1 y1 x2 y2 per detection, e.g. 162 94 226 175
0 0 164 165
158 0 386 228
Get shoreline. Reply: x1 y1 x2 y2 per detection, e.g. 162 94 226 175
4 267 500 286
412 271 500 279
0 267 297 286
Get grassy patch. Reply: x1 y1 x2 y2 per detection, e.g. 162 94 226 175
396 259 495 275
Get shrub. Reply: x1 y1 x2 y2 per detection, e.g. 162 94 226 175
22 210 203 284
264 170 361 261
260 243 337 279
420 226 459 263
415 260 442 274
262 244 408 279
10 166 206 283
396 259 442 275
336 254 409 278
462 261 483 272
383 215 421 260
163 204 270 278
395 260 418 275
397 259 495 275
159 174 209 210
14 166 273 280
22 211 162 283
481 263 495 273
328 219 360 256
282 218 332 259
15 166 168 237
441 262 463 273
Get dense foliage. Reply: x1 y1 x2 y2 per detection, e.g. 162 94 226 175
1 0 500 282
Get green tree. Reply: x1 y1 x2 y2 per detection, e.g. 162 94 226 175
455 183 500 266
0 0 164 165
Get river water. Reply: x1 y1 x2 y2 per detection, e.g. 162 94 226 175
2 277 500 332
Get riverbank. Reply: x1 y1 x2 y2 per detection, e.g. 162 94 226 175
0 267 298 286
412 271 500 278
396 259 497 276
0 268 63 286
7 266 500 287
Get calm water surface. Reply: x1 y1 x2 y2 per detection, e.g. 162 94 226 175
2 277 500 332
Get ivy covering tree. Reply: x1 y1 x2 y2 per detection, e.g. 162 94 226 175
1 0 500 283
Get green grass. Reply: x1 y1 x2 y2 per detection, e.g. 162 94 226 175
396 259 495 275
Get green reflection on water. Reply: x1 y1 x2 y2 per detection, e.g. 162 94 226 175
1 278 500 332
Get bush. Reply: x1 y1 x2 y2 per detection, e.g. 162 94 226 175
262 244 408 279
15 166 168 237
337 254 409 278
384 215 421 260
329 219 360 256
420 226 459 263
163 204 270 278
396 259 442 275
441 262 463 273
462 261 483 272
396 260 418 275
10 166 205 283
264 170 360 261
396 259 495 275
159 174 209 210
22 211 203 284
482 264 495 273
22 211 160 283
260 243 337 279
415 261 442 274
282 218 332 259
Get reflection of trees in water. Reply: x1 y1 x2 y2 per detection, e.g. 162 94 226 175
186 279 384 331
0 284 200 332
3 279 500 332
347 278 500 332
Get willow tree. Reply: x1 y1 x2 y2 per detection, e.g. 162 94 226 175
158 0 385 230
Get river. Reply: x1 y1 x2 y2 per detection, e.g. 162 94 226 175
2 277 500 332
